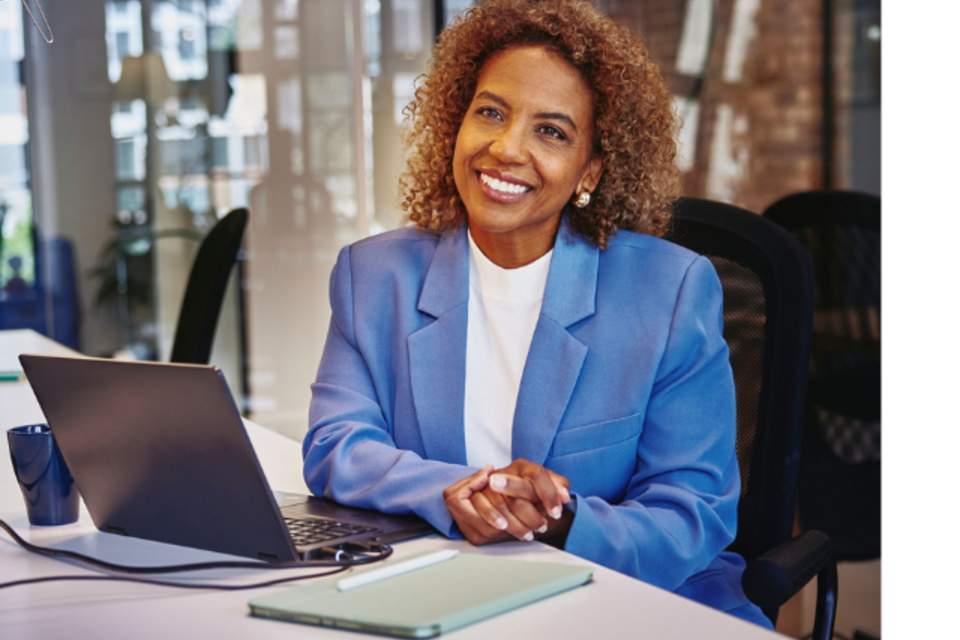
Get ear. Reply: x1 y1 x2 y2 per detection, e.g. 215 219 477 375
578 155 605 194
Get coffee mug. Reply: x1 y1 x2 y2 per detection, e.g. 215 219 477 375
7 424 80 526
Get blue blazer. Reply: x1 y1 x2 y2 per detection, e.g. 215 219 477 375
304 217 768 625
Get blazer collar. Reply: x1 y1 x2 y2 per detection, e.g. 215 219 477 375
417 216 599 325
409 225 470 464
409 217 599 466
417 225 469 319
541 216 599 328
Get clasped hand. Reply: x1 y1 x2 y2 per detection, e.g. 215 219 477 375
443 459 571 545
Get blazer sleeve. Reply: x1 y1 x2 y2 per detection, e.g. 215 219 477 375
561 255 740 592
302 245 473 536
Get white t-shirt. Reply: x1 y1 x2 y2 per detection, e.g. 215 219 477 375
464 231 553 469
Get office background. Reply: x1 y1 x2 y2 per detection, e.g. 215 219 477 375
0 0 880 637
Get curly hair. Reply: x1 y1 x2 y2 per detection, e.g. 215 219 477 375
398 0 681 248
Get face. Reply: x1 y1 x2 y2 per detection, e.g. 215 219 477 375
453 46 604 268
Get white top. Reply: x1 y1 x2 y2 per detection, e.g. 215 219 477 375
464 231 552 468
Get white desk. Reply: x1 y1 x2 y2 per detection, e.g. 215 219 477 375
0 330 782 639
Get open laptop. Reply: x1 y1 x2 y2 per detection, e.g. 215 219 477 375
19 354 434 562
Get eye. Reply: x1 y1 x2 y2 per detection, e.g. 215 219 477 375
476 107 502 120
538 124 567 141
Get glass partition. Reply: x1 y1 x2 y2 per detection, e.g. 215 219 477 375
14 0 878 442
99 0 435 436
0 1 40 330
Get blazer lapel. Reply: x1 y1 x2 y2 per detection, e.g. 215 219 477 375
512 219 598 464
407 226 470 464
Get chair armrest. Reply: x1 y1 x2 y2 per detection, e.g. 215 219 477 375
742 529 834 610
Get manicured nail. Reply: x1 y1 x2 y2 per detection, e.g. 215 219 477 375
560 487 570 500
551 506 562 519
495 517 508 530
489 475 506 491
537 524 548 534
522 531 534 542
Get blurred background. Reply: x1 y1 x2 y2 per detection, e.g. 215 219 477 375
0 1 880 635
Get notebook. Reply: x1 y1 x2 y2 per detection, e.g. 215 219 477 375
249 551 594 637
19 354 434 562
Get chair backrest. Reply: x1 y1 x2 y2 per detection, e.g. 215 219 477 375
763 190 880 560
763 190 880 384
666 198 814 566
40 237 82 351
0 236 82 351
170 208 248 365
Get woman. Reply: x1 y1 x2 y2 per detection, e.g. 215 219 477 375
304 0 771 628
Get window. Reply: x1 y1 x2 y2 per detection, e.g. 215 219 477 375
0 0 35 296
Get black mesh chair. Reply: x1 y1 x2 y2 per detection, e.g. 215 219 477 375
764 191 881 564
169 208 248 365
667 198 835 639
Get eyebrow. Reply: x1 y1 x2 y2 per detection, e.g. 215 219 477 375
475 90 579 133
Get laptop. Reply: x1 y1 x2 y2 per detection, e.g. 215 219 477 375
19 354 435 563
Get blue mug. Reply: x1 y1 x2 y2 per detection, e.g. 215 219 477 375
7 424 80 526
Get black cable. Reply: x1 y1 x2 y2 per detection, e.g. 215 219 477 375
0 569 349 591
0 518 392 591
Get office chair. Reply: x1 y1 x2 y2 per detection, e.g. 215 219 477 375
667 198 835 639
169 208 248 365
764 191 881 565
39 237 83 351
0 236 81 351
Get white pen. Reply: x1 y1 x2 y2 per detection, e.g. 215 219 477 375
337 549 460 592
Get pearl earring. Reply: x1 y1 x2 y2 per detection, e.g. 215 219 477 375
574 191 591 208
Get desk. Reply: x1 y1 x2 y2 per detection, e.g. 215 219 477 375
0 330 782 639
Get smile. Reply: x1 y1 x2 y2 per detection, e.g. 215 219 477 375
478 172 532 196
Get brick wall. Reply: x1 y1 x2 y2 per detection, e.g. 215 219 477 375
603 0 826 214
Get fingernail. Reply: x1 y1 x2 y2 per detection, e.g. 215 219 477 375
537 524 548 534
551 506 562 519
522 531 534 542
495 517 508 530
489 475 506 491
560 487 570 500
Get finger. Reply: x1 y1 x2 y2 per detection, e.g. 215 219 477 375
443 464 493 501
487 473 538 500
444 466 496 531
447 490 505 541
471 490 535 542
456 518 512 546
468 489 509 533
525 464 572 518
494 464 567 520
456 519 487 546
460 463 494 493
482 491 547 540
503 495 549 535
546 469 572 504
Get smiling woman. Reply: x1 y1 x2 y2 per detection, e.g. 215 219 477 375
303 0 772 630
453 46 603 267
400 0 680 251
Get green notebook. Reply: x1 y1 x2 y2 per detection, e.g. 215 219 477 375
249 551 594 638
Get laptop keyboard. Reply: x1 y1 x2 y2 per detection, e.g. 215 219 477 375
284 517 382 547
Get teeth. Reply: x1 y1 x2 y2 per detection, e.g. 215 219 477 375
480 173 530 195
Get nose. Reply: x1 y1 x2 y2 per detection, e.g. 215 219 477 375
488 123 529 165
